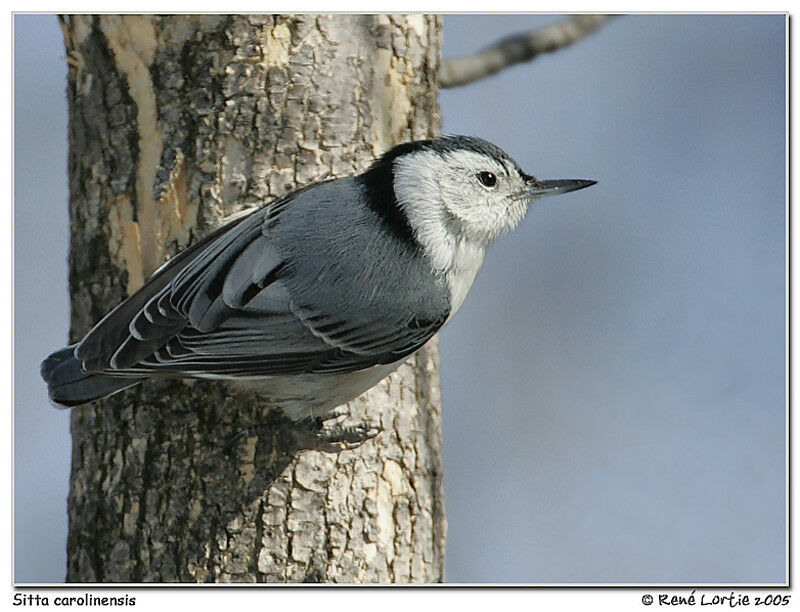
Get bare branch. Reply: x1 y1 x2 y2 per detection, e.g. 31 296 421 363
440 15 616 89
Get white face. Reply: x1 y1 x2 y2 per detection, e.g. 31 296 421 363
393 148 533 248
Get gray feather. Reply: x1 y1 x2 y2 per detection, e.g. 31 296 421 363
41 345 145 408
60 177 451 383
75 212 254 366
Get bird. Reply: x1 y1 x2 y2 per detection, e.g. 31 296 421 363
41 135 595 442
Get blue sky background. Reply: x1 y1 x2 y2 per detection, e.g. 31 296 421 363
14 14 786 583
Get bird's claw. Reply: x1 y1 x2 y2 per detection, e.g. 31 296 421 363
312 421 383 453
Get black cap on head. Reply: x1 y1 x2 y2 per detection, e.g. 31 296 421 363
370 135 525 177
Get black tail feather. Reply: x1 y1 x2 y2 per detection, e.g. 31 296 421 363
41 345 145 409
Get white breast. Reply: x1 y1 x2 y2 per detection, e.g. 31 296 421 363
392 151 488 317
445 240 485 318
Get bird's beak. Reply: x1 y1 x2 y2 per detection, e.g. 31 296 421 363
525 177 597 199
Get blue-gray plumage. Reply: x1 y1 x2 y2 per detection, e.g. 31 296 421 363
41 136 595 424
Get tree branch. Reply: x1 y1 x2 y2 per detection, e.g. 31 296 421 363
440 14 616 89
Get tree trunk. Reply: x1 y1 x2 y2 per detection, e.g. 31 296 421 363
61 14 444 583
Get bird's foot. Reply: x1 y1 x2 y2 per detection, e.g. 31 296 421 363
299 417 382 453
222 409 382 454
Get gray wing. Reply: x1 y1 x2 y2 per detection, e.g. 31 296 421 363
75 180 450 379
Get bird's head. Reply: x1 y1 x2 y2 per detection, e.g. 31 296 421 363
379 136 595 249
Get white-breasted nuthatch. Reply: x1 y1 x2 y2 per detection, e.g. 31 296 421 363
41 136 595 431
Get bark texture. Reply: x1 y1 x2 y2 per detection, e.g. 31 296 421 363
61 14 444 583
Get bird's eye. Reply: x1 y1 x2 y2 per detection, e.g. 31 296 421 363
477 171 497 188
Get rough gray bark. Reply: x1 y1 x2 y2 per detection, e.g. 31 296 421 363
61 14 444 583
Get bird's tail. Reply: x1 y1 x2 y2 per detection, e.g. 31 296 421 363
40 345 145 408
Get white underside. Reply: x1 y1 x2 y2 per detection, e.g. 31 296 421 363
216 361 401 421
